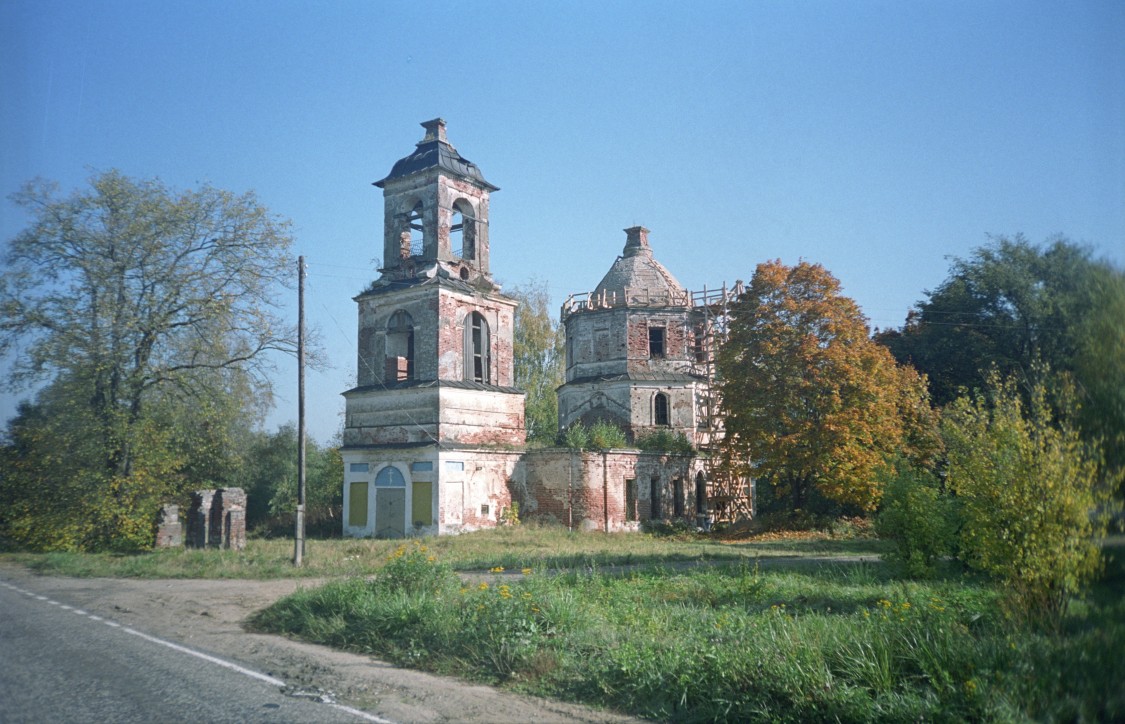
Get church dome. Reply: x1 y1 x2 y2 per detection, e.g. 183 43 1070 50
591 227 688 306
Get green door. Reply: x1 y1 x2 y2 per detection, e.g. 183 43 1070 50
375 488 406 539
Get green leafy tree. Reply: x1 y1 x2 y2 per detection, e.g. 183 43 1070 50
0 171 294 550
717 260 940 513
225 425 343 535
876 235 1125 478
268 437 342 530
876 462 959 578
942 368 1113 623
508 278 564 444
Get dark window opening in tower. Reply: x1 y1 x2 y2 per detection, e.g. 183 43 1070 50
386 310 414 381
695 471 706 513
464 312 491 384
652 393 666 427
649 326 665 358
407 201 424 256
451 199 476 260
654 392 670 426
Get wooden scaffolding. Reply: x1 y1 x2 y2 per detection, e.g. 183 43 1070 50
691 281 754 525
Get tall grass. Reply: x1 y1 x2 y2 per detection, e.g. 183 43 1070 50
1 523 886 579
251 542 1125 722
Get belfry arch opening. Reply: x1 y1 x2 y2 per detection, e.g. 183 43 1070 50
451 199 476 261
407 201 424 256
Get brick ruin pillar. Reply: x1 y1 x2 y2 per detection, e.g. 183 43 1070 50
189 489 216 548
154 504 183 548
187 488 247 550
221 487 247 551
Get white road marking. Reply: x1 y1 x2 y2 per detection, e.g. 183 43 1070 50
327 702 397 723
118 625 286 687
1 577 395 723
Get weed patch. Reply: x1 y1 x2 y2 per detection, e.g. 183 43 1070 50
251 548 1125 722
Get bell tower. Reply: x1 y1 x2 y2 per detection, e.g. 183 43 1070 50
342 120 525 539
374 118 498 287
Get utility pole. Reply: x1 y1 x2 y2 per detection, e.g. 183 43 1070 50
294 256 307 566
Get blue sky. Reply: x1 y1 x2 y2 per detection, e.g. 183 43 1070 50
3 0 1123 443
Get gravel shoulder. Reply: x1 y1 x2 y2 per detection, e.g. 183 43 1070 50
0 562 638 723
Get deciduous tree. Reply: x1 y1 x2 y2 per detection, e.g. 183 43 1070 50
508 278 564 444
717 260 938 513
876 235 1125 478
0 171 295 550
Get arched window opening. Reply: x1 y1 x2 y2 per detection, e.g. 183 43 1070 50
650 477 662 520
695 471 706 514
386 310 414 382
374 465 406 487
463 311 491 384
451 199 476 260
407 201 424 256
654 392 670 426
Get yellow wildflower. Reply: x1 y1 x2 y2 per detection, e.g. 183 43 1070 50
478 581 489 590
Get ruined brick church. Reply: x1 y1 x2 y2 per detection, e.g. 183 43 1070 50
342 120 746 538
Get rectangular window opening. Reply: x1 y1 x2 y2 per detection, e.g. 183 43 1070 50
625 479 637 522
649 327 665 358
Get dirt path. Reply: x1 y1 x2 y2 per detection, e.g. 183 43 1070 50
0 562 638 723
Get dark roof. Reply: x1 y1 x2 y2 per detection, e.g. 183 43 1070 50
343 379 523 396
564 372 704 386
374 120 498 190
356 273 478 299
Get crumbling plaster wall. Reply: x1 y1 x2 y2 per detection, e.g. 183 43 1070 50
343 387 439 447
435 288 517 386
513 449 705 531
565 308 698 379
438 387 525 446
355 286 517 389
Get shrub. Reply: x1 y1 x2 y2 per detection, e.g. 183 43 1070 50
876 465 958 578
562 423 589 449
588 420 627 450
562 420 627 450
375 539 458 595
942 369 1112 624
634 429 694 454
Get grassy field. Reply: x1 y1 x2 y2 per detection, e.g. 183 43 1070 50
0 522 886 579
6 526 1122 721
247 536 1125 722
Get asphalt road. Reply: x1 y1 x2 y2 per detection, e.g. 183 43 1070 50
0 579 383 724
